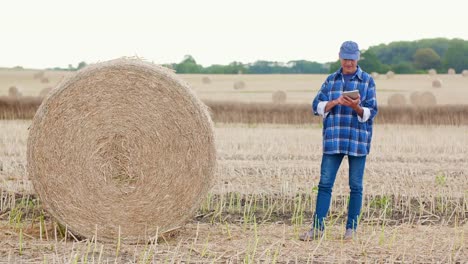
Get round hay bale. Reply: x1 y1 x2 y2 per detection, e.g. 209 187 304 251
201 76 211 84
27 58 216 243
410 91 436 106
8 86 22 97
233 80 246 89
272 90 287 104
40 77 50 83
38 87 53 98
428 69 437 76
419 91 437 105
387 93 406 106
462 70 468 77
432 79 442 88
447 68 456 75
371 72 379 79
386 71 395 79
33 71 45 79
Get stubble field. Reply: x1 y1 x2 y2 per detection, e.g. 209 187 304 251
0 69 467 263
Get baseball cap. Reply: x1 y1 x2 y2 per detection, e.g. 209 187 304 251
339 41 360 60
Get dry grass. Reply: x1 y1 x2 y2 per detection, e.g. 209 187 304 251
207 101 468 125
2 71 468 106
2 97 468 125
0 120 467 262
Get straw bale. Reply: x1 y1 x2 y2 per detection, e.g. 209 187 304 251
272 90 287 104
387 93 406 106
33 71 45 79
432 79 442 88
233 80 246 89
462 70 468 77
386 71 395 79
410 91 436 106
428 69 437 76
8 86 22 97
202 76 212 84
371 72 379 79
419 91 437 105
447 68 456 75
27 58 216 243
40 77 50 83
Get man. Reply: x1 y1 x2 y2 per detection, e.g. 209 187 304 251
300 41 378 241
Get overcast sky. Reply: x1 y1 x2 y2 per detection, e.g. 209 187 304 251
1 0 466 69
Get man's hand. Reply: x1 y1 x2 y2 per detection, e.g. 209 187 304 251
339 94 364 117
341 94 360 109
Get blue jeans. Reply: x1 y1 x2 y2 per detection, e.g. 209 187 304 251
312 153 367 230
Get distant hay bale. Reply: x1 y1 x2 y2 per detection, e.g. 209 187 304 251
233 80 246 89
33 71 45 79
272 90 287 104
387 93 406 106
462 70 468 77
8 86 22 97
201 76 211 84
410 91 436 106
428 69 437 76
419 91 437 105
432 79 442 88
386 71 395 79
27 58 216 243
447 68 456 75
38 87 53 98
40 77 50 83
371 72 379 79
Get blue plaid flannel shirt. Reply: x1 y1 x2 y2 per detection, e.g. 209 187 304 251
312 66 378 156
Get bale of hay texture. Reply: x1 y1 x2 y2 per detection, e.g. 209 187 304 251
410 91 436 106
428 69 437 76
27 58 217 243
40 77 50 83
462 70 468 77
233 80 246 89
447 68 456 75
33 71 45 79
8 86 22 97
386 71 395 79
371 72 379 79
387 93 406 106
201 76 212 84
272 90 287 104
432 79 442 88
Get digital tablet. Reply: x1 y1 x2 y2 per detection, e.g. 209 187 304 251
342 90 359 99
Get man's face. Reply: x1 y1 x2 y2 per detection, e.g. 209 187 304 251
340 59 358 74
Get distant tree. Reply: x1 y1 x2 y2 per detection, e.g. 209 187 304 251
288 60 328 73
413 48 441 70
77 61 87 70
392 62 417 74
328 60 341 73
358 50 388 73
442 39 468 72
175 55 203 73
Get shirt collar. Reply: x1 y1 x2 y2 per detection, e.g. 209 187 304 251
335 65 363 81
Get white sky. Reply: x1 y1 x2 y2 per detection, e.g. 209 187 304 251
1 0 466 69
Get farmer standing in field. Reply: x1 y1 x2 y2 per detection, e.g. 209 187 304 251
300 41 378 241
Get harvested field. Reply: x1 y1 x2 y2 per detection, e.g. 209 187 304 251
0 120 466 262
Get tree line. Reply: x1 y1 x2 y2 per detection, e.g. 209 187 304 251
168 38 467 74
48 38 467 74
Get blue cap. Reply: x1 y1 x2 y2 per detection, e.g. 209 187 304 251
339 41 360 60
